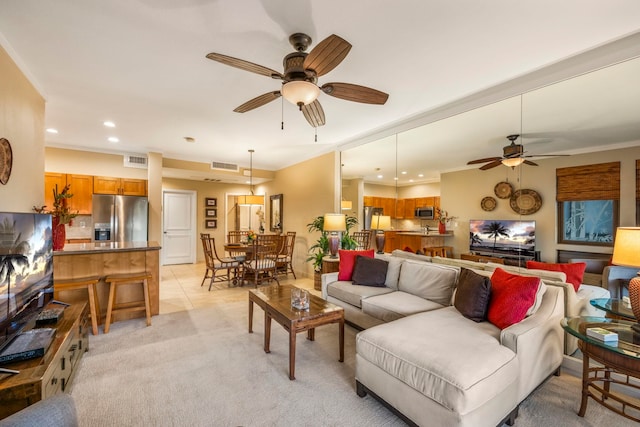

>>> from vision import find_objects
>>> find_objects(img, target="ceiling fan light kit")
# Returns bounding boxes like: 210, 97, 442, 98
501, 157, 525, 168
281, 81, 320, 109
206, 32, 388, 128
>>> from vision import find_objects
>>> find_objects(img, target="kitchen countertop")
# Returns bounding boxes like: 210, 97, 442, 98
53, 241, 161, 255
396, 232, 454, 237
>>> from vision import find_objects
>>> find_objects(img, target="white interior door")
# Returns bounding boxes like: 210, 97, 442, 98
162, 190, 196, 265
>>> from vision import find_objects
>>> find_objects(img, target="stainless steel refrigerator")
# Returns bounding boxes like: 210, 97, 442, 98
363, 206, 384, 230
92, 195, 149, 242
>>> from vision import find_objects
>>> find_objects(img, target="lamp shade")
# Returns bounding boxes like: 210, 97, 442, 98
612, 227, 640, 267
501, 157, 525, 167
323, 213, 346, 232
370, 215, 391, 230
237, 195, 265, 206
281, 81, 320, 106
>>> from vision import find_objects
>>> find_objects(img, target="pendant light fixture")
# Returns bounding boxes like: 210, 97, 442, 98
238, 149, 264, 206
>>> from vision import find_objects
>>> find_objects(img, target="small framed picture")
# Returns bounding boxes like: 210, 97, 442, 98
205, 197, 217, 207
205, 219, 217, 229
205, 208, 217, 218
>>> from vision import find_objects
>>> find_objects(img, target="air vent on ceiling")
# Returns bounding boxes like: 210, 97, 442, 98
211, 161, 239, 172
204, 178, 222, 182
123, 154, 148, 169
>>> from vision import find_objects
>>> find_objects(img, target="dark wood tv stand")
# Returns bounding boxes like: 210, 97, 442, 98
0, 302, 89, 419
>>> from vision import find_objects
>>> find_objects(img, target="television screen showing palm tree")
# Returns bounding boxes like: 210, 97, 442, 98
469, 219, 535, 258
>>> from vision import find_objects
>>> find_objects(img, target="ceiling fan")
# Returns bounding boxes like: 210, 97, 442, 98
206, 33, 389, 128
467, 134, 551, 170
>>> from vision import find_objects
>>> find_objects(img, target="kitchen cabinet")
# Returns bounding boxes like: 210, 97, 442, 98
94, 176, 147, 196
383, 231, 398, 253
403, 198, 416, 218
44, 173, 93, 215
395, 199, 405, 219
380, 197, 395, 217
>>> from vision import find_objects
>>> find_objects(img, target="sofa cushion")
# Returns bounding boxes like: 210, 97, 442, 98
488, 268, 541, 330
485, 262, 567, 283
338, 249, 375, 281
455, 268, 492, 322
352, 256, 388, 287
398, 261, 459, 306
390, 249, 433, 262
362, 291, 445, 322
356, 307, 518, 414
326, 280, 393, 308
432, 256, 487, 270
526, 260, 586, 292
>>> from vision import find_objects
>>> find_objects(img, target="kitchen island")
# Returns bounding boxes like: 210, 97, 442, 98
53, 241, 161, 323
386, 231, 453, 255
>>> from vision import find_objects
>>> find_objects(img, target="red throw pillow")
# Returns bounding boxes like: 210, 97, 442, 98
526, 260, 586, 292
338, 249, 375, 281
488, 268, 541, 330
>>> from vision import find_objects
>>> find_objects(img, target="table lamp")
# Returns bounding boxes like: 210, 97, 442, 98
611, 227, 640, 332
323, 213, 346, 258
371, 214, 391, 254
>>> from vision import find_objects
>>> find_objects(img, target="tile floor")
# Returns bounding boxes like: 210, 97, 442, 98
159, 262, 316, 314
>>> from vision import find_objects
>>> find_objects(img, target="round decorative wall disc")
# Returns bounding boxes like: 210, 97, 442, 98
481, 196, 497, 211
510, 189, 542, 215
0, 138, 12, 185
494, 181, 513, 199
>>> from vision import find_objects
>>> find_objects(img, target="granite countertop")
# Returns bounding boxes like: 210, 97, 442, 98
396, 232, 454, 237
53, 241, 162, 255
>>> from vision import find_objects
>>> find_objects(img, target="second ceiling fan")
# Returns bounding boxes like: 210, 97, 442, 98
206, 33, 389, 127
467, 134, 568, 170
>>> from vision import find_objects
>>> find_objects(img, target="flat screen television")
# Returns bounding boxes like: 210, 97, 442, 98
469, 219, 536, 259
0, 212, 53, 355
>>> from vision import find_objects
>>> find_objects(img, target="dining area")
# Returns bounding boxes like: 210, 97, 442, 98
200, 231, 296, 290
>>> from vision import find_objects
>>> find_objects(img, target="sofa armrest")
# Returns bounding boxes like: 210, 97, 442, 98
321, 272, 339, 299
0, 394, 78, 427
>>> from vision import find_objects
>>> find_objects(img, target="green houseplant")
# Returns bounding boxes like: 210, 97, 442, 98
306, 214, 359, 273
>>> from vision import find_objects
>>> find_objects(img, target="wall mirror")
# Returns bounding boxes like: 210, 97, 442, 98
270, 194, 283, 232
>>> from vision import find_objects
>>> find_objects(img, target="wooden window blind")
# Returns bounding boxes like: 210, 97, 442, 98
556, 162, 620, 201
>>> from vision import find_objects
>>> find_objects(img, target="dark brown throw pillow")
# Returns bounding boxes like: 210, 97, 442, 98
351, 255, 389, 287
454, 268, 492, 322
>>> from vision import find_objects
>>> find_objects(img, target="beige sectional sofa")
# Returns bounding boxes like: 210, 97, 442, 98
320, 250, 607, 427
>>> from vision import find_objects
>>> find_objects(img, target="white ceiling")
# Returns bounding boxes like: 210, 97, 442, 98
1, 1, 640, 181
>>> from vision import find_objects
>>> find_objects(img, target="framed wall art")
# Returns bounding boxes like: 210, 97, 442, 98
557, 200, 618, 246
270, 194, 283, 232
205, 219, 217, 229
205, 197, 217, 207
205, 208, 217, 218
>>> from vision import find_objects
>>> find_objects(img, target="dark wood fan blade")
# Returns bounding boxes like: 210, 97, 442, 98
480, 160, 503, 170
467, 157, 502, 165
303, 35, 352, 77
301, 100, 325, 127
206, 53, 283, 79
233, 91, 281, 113
523, 160, 538, 166
321, 83, 389, 104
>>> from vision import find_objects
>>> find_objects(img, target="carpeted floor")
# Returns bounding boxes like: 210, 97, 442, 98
70, 301, 637, 426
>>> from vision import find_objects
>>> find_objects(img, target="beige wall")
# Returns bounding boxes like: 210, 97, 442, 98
441, 145, 640, 262
45, 148, 148, 179
0, 45, 45, 211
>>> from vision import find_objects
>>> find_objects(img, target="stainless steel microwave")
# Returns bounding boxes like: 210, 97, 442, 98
415, 207, 435, 219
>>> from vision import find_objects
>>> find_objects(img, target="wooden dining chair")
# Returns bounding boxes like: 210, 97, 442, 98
276, 231, 296, 279
243, 234, 280, 287
200, 233, 242, 290
352, 230, 371, 250
227, 230, 249, 261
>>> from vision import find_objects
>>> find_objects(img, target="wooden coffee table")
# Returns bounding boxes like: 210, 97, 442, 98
248, 284, 344, 380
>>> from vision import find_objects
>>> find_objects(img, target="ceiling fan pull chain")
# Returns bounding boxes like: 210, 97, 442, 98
314, 127, 318, 142
281, 96, 284, 130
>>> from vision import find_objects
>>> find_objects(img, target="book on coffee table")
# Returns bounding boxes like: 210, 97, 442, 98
586, 327, 618, 343
0, 328, 56, 364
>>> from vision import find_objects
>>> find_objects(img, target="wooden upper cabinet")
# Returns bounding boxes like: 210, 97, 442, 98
395, 199, 405, 219
66, 174, 93, 214
404, 198, 416, 218
44, 173, 93, 214
94, 176, 147, 196
363, 196, 374, 207
433, 196, 441, 209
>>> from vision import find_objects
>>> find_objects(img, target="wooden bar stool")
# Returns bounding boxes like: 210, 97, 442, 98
54, 276, 101, 335
424, 247, 447, 257
103, 272, 152, 334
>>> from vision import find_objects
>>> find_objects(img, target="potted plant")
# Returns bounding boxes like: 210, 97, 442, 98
340, 215, 359, 250
33, 184, 78, 250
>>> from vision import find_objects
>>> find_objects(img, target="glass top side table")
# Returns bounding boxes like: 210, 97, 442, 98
590, 298, 635, 322
561, 316, 640, 421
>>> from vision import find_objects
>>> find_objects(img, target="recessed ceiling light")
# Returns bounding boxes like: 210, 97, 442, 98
46, 128, 58, 134
103, 121, 116, 128
108, 137, 119, 143
418, 173, 424, 178
377, 174, 383, 179
394, 177, 398, 180
401, 171, 407, 175
409, 179, 414, 183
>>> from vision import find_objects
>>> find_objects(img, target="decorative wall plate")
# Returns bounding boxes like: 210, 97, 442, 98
0, 138, 12, 185
481, 196, 497, 211
494, 181, 513, 199
510, 189, 542, 215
